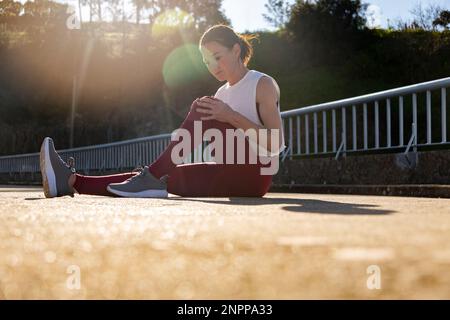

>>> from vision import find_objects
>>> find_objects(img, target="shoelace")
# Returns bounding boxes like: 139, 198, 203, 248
127, 165, 145, 182
55, 149, 76, 173
67, 157, 76, 173
129, 165, 168, 186
132, 165, 144, 173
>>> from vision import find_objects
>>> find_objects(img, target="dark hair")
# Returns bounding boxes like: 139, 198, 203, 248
199, 24, 259, 66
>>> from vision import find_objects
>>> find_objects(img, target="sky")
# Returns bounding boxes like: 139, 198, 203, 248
222, 0, 450, 32
19, 0, 450, 31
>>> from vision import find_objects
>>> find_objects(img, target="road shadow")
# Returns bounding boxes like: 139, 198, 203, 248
21, 193, 395, 215
169, 197, 395, 215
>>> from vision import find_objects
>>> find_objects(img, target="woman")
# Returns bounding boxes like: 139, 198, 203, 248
40, 24, 285, 198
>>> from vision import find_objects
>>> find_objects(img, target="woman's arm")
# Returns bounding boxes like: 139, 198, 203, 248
196, 76, 284, 155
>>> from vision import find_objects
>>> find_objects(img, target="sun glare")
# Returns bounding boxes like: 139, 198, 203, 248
152, 8, 195, 39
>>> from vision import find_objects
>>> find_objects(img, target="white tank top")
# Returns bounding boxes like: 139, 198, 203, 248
214, 70, 285, 156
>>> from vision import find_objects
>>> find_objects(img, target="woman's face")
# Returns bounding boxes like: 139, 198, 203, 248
200, 41, 240, 82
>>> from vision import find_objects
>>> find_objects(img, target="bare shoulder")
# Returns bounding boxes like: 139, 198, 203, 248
214, 82, 227, 98
256, 75, 280, 105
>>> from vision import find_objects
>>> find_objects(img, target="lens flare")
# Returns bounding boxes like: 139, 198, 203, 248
162, 44, 208, 88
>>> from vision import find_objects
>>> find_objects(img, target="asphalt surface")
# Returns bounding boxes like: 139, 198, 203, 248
1, 185, 450, 299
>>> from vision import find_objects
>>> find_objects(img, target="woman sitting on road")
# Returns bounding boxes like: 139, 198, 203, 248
40, 24, 285, 198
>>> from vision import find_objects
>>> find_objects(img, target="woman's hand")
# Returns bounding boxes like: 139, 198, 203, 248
195, 96, 235, 123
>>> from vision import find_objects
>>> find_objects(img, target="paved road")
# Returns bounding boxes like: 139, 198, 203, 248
1, 185, 449, 299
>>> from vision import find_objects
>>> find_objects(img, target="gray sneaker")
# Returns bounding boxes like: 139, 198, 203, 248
40, 137, 76, 198
107, 166, 168, 198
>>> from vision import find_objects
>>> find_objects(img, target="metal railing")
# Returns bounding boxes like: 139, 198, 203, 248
0, 134, 172, 174
0, 77, 449, 174
281, 77, 450, 159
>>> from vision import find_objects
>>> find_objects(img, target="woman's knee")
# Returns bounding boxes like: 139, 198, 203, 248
186, 103, 233, 132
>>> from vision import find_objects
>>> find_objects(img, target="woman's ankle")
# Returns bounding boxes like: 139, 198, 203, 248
68, 173, 77, 194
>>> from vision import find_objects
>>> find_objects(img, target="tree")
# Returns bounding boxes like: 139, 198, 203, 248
410, 2, 443, 31
144, 0, 229, 32
22, 0, 69, 30
433, 10, 450, 30
263, 0, 293, 29
0, 0, 22, 17
285, 0, 369, 65
104, 0, 122, 23
132, 0, 147, 24
80, 0, 103, 23
0, 0, 22, 28
78, 0, 83, 25
95, 0, 103, 21
286, 0, 368, 41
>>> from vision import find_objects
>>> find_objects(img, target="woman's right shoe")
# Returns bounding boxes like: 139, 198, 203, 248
107, 166, 168, 198
39, 137, 76, 198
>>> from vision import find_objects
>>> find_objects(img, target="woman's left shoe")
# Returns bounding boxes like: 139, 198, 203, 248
39, 137, 76, 198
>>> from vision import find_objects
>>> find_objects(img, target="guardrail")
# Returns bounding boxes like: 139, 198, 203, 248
0, 134, 172, 174
1, 77, 449, 174
281, 77, 450, 159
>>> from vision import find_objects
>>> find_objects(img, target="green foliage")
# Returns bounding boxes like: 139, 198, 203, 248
433, 10, 450, 29
285, 0, 369, 65
263, 0, 292, 29
0, 0, 22, 17
287, 0, 368, 38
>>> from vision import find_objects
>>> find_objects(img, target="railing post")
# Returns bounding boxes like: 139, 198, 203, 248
341, 107, 346, 152
399, 96, 404, 146
322, 111, 327, 153
352, 105, 357, 151
305, 114, 310, 155
426, 90, 432, 144
386, 98, 391, 148
363, 103, 368, 150
289, 117, 293, 159
296, 115, 301, 155
442, 88, 447, 143
413, 93, 418, 145
332, 109, 336, 152
375, 101, 379, 149
313, 112, 318, 154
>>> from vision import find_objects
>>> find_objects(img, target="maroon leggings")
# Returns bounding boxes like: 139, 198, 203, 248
73, 100, 273, 197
